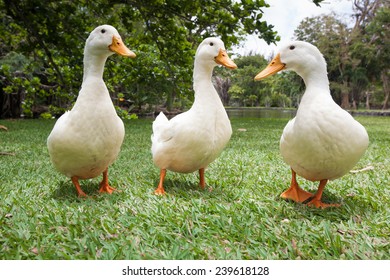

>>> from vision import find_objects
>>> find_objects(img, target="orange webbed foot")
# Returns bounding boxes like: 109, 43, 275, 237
78, 191, 88, 198
304, 179, 340, 208
71, 176, 87, 197
280, 169, 313, 203
280, 186, 313, 203
154, 186, 166, 196
98, 168, 118, 195
98, 183, 116, 194
154, 169, 166, 195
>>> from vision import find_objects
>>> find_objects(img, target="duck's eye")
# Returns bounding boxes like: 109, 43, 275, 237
289, 45, 295, 50
209, 42, 214, 46
101, 29, 106, 34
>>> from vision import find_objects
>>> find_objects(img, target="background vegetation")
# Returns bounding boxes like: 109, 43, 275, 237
0, 116, 389, 259
1, 0, 277, 118
1, 0, 388, 119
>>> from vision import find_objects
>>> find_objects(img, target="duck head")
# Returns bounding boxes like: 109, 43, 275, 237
85, 25, 136, 58
195, 37, 237, 70
254, 41, 327, 81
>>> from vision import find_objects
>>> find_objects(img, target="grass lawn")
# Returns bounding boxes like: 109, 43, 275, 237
0, 116, 389, 260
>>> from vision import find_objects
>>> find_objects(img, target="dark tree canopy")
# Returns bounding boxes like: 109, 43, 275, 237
1, 0, 281, 117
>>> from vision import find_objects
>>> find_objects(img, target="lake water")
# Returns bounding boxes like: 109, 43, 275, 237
226, 108, 296, 119
148, 107, 387, 120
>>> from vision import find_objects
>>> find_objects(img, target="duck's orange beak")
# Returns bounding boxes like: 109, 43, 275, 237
214, 49, 237, 70
109, 36, 136, 58
254, 53, 285, 80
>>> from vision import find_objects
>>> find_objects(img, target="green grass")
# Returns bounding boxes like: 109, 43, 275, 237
0, 116, 389, 260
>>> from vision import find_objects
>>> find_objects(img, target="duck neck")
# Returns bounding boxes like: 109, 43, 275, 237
193, 60, 218, 102
82, 51, 109, 82
299, 66, 330, 94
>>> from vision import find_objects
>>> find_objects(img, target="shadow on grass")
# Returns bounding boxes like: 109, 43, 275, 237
51, 179, 123, 202
149, 174, 230, 200
155, 178, 207, 196
274, 187, 375, 222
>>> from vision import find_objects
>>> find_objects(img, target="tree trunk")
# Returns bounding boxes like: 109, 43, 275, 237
340, 81, 350, 109
341, 93, 350, 109
365, 91, 371, 110
381, 70, 389, 110
166, 87, 174, 112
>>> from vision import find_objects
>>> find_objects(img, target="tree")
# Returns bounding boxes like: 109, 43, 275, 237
225, 54, 267, 107
213, 75, 232, 106
354, 3, 390, 109
0, 0, 280, 118
218, 54, 300, 108
349, 0, 388, 109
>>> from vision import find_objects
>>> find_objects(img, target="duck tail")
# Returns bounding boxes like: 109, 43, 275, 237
151, 112, 169, 141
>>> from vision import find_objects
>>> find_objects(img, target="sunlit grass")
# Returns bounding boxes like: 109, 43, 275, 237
0, 116, 389, 259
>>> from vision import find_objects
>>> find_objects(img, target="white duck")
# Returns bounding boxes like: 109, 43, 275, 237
151, 37, 237, 195
255, 41, 369, 208
47, 25, 136, 197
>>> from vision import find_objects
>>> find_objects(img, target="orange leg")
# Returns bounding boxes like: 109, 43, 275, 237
154, 169, 166, 195
71, 176, 87, 197
199, 168, 206, 189
280, 169, 313, 203
306, 179, 340, 208
98, 168, 116, 194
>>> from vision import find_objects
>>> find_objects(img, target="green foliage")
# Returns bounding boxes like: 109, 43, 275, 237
0, 0, 279, 118
223, 55, 299, 108
115, 106, 138, 120
313, 0, 324, 6
226, 55, 266, 107
39, 112, 53, 119
353, 5, 390, 109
